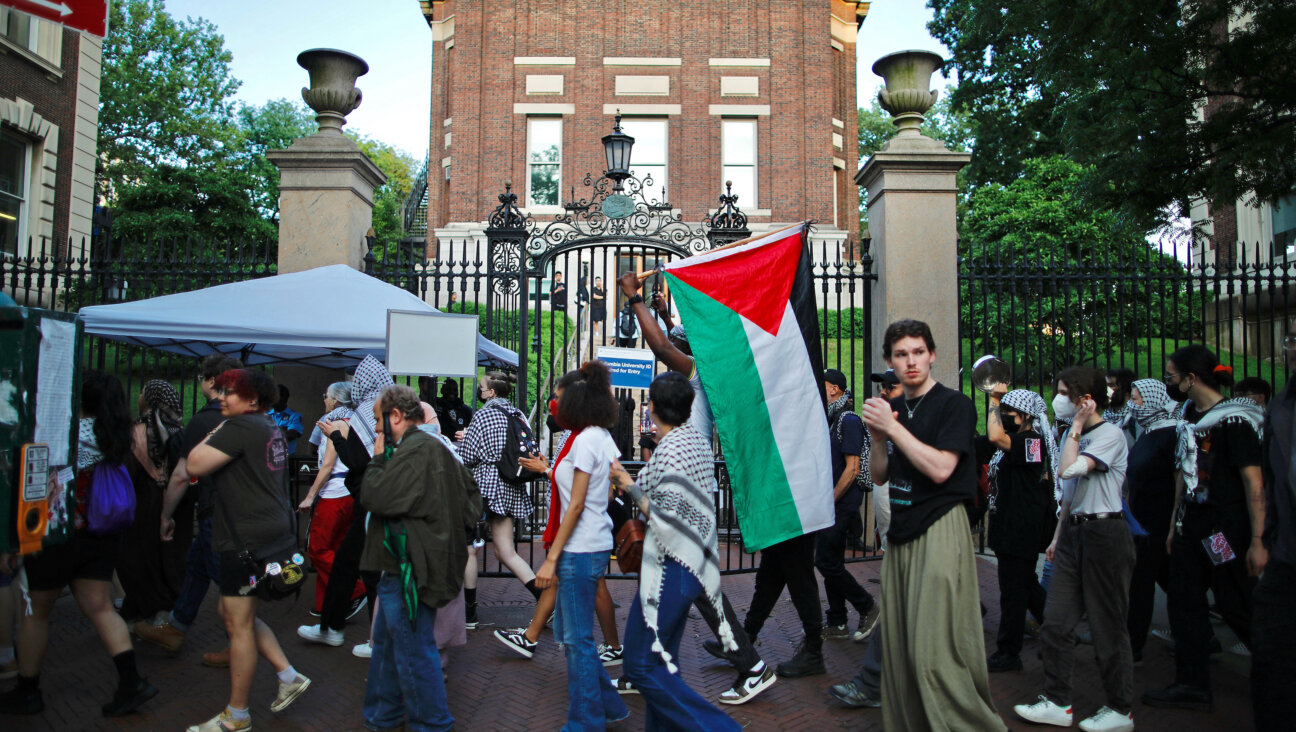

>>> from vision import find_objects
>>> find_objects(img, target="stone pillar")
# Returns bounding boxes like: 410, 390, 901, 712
266, 50, 387, 443
855, 51, 969, 387
268, 49, 387, 275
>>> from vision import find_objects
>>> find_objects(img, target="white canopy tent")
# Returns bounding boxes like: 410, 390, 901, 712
78, 264, 518, 370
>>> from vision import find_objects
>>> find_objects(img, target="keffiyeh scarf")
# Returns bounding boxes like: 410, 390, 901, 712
1177, 396, 1265, 501
350, 355, 394, 456
139, 380, 184, 480
989, 389, 1059, 482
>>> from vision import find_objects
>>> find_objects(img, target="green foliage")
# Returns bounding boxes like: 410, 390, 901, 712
110, 162, 275, 243
350, 134, 419, 246
858, 87, 973, 234
452, 301, 574, 413
958, 156, 1207, 378
233, 99, 316, 222
98, 0, 240, 203
928, 0, 1296, 229
817, 308, 866, 338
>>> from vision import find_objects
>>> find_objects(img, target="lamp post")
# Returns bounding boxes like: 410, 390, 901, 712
601, 114, 635, 192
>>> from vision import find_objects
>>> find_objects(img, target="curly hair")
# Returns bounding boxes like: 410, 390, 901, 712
556, 361, 619, 431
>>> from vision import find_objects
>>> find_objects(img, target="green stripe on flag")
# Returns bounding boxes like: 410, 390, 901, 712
665, 274, 803, 552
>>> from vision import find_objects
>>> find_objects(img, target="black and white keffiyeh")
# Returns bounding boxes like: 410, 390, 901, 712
1176, 396, 1264, 501
632, 423, 735, 673
989, 389, 1059, 482
350, 355, 394, 456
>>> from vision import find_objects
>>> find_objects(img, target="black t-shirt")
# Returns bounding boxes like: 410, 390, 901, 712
435, 397, 473, 436
205, 413, 293, 553
885, 383, 978, 544
831, 412, 865, 513
182, 399, 227, 518
988, 430, 1055, 557
1184, 402, 1262, 510
551, 281, 567, 310
1126, 425, 1179, 538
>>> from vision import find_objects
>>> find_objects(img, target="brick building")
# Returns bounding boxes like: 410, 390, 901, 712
416, 0, 867, 262
0, 7, 100, 267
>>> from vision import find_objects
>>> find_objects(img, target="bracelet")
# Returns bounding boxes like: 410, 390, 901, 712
626, 294, 644, 305
1068, 431, 1081, 440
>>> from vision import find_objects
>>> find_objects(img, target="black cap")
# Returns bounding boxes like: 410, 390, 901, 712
870, 369, 900, 385
823, 369, 848, 390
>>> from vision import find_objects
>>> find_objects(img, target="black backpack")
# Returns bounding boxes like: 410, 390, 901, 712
617, 304, 637, 339
491, 404, 544, 485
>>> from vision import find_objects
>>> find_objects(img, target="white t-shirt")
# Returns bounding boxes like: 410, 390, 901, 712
1062, 421, 1128, 516
317, 440, 350, 500
553, 427, 617, 553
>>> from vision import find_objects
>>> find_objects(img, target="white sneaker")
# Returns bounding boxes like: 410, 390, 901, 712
1014, 695, 1074, 727
718, 663, 777, 705
296, 624, 343, 647
1079, 706, 1133, 732
352, 641, 372, 658
1228, 641, 1251, 657
270, 673, 311, 712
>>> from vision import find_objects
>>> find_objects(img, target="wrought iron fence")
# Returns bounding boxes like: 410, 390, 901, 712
957, 238, 1295, 401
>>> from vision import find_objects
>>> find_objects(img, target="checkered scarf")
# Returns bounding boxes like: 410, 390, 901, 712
989, 389, 1058, 482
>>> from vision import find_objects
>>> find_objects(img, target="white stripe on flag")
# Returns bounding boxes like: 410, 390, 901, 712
743, 302, 835, 534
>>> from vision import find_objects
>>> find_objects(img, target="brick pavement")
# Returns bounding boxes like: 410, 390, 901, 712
1, 550, 1252, 731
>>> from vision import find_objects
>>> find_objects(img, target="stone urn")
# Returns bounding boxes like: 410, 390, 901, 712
872, 50, 944, 135
297, 48, 369, 135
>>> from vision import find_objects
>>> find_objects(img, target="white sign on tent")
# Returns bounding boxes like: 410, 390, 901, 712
386, 309, 479, 377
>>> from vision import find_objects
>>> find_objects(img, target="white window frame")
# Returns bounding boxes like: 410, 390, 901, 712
722, 119, 758, 210
526, 117, 563, 212
619, 117, 668, 206
0, 131, 31, 258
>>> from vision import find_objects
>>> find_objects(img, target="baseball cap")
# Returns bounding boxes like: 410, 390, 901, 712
823, 369, 848, 390
870, 369, 900, 385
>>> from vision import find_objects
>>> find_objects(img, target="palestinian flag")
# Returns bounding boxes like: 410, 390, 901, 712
662, 222, 833, 552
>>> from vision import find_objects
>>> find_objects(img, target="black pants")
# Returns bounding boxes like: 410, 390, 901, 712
814, 509, 875, 627
320, 508, 378, 631
1167, 505, 1254, 690
996, 552, 1045, 657
694, 591, 761, 672
1126, 533, 1170, 655
744, 532, 823, 651
1253, 559, 1296, 731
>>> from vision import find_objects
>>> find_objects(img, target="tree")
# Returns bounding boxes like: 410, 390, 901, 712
98, 0, 241, 202
350, 135, 419, 246
233, 99, 316, 223
858, 86, 973, 234
110, 163, 275, 245
928, 0, 1296, 231
959, 156, 1204, 377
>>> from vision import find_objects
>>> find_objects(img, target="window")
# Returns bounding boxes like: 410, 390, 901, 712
620, 118, 667, 205
0, 8, 62, 67
722, 119, 757, 209
1274, 192, 1296, 259
527, 118, 562, 208
0, 132, 29, 257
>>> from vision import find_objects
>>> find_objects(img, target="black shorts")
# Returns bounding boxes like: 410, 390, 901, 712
218, 550, 253, 597
24, 531, 121, 591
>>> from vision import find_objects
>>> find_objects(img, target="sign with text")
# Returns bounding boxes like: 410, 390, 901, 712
4, 0, 109, 38
597, 346, 655, 389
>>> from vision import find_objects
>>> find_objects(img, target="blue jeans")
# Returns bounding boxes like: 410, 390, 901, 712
363, 574, 452, 732
171, 516, 219, 629
624, 559, 741, 732
555, 550, 627, 731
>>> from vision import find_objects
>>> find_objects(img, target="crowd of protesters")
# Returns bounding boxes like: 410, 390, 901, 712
2, 305, 1294, 732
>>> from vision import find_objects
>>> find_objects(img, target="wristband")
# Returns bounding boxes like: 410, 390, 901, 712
626, 294, 644, 305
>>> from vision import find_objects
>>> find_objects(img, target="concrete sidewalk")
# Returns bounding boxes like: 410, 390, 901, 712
1, 550, 1252, 731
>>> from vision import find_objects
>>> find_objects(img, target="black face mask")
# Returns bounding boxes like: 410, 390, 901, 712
476, 390, 489, 405
1165, 378, 1189, 402
546, 414, 560, 432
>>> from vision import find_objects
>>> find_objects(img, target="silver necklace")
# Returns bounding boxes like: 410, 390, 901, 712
905, 390, 931, 419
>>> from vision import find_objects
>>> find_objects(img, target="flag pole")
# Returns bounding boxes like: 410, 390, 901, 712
702, 220, 808, 255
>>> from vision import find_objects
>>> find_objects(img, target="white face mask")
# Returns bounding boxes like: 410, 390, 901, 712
1052, 393, 1077, 422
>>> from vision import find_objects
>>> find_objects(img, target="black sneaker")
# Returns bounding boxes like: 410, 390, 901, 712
828, 680, 881, 709
718, 664, 776, 705
853, 603, 880, 642
0, 684, 44, 715
1142, 683, 1213, 712
775, 642, 825, 678
493, 628, 537, 659
101, 678, 159, 717
986, 652, 1023, 673
346, 596, 368, 621
703, 639, 737, 666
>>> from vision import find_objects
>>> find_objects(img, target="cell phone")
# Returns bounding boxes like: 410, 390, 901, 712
382, 414, 395, 459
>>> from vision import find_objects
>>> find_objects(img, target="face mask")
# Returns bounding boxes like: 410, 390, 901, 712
477, 390, 489, 405
1107, 386, 1116, 400
1052, 393, 1076, 422
1165, 378, 1189, 403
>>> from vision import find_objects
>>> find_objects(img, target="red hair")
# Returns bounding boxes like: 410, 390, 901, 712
214, 369, 277, 412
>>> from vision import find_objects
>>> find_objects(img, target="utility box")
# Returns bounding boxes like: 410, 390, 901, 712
0, 307, 82, 553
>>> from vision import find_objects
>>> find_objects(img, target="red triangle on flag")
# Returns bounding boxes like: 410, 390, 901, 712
668, 230, 802, 335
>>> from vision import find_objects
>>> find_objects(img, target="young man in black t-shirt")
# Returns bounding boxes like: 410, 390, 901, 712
860, 319, 1004, 731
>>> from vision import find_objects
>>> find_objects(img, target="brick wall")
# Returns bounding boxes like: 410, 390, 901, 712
0, 27, 81, 249
423, 0, 861, 251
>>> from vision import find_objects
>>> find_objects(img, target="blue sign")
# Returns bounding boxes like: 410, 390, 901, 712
597, 346, 655, 389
